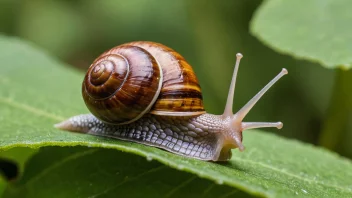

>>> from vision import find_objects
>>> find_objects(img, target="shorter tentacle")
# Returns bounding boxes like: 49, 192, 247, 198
242, 122, 283, 131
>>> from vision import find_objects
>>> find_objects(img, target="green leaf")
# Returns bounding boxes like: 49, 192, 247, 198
0, 148, 37, 176
251, 0, 352, 69
0, 176, 5, 197
3, 147, 249, 198
0, 35, 352, 197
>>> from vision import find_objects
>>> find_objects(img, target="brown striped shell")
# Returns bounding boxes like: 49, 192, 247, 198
82, 41, 205, 124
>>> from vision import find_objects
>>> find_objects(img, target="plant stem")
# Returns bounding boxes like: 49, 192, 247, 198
319, 69, 352, 150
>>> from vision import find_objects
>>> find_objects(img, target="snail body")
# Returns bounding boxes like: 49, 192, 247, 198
55, 41, 287, 161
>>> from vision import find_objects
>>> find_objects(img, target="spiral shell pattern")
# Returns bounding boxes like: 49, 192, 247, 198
83, 45, 162, 124
82, 41, 205, 124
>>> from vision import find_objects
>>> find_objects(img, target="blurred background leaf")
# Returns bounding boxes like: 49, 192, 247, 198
250, 0, 352, 157
0, 176, 5, 197
251, 0, 352, 69
0, 148, 37, 179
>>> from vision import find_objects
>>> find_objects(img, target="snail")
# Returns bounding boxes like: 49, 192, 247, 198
55, 41, 287, 161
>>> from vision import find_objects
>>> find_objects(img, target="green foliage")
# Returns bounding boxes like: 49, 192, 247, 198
251, 0, 352, 156
0, 176, 5, 197
319, 70, 352, 149
0, 35, 352, 197
0, 148, 37, 178
251, 0, 352, 69
4, 147, 247, 198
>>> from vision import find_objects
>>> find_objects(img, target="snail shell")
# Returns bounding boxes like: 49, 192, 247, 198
82, 41, 205, 124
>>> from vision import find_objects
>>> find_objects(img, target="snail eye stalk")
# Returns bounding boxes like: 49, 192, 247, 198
222, 53, 243, 118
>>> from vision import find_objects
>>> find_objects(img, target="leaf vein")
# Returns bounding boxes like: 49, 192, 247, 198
232, 156, 352, 193
165, 175, 197, 198
219, 189, 239, 198
88, 165, 166, 198
0, 96, 64, 121
25, 149, 98, 186
202, 183, 216, 196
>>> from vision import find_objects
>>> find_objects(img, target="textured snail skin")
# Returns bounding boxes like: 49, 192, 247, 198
55, 113, 240, 161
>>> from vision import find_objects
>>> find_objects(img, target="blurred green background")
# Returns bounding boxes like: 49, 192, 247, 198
0, 0, 350, 159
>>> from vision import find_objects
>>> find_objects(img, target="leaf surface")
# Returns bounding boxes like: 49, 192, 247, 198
0, 148, 37, 176
0, 176, 5, 197
0, 35, 351, 197
4, 147, 249, 198
251, 0, 352, 69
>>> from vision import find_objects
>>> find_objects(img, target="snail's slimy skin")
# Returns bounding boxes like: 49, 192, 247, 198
55, 113, 242, 161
